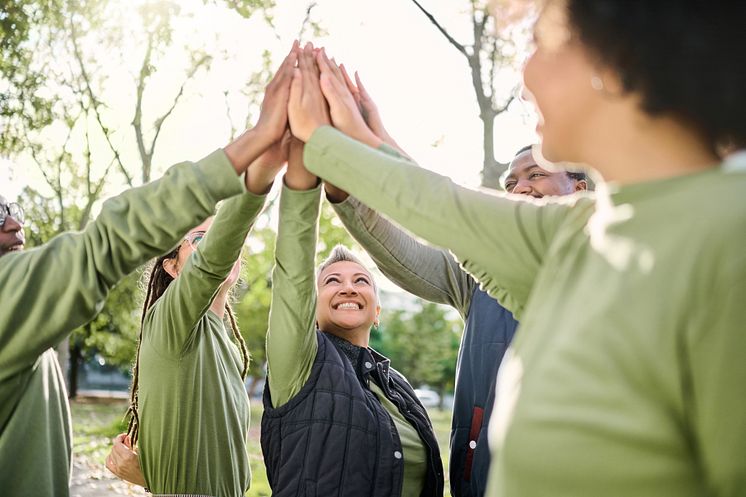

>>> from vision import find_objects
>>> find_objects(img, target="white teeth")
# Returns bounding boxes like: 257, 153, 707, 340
336, 302, 360, 310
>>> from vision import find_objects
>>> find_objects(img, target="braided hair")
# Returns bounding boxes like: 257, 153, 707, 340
125, 247, 250, 446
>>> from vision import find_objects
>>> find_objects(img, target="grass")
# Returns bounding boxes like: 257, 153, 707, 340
72, 398, 453, 496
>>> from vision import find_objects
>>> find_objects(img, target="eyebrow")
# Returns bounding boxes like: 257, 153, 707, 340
508, 165, 542, 179
323, 272, 371, 280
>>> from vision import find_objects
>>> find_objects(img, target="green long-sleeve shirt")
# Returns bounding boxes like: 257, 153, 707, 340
0, 149, 244, 497
303, 126, 746, 497
138, 190, 265, 497
265, 182, 427, 497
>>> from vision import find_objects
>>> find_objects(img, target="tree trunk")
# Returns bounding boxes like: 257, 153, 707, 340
479, 110, 508, 189
68, 341, 82, 399
437, 385, 447, 410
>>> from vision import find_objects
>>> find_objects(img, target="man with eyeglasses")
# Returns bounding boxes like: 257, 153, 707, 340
0, 195, 25, 256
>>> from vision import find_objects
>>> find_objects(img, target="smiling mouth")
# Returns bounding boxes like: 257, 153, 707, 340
6, 243, 24, 252
334, 302, 362, 310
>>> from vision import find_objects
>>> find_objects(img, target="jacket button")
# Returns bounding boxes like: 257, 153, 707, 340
364, 361, 373, 369
394, 451, 402, 459
469, 440, 477, 449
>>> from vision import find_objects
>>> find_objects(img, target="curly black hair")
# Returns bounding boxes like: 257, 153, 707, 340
565, 0, 746, 152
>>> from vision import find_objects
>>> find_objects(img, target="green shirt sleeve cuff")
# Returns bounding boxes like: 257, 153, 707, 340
378, 142, 404, 159
279, 182, 323, 217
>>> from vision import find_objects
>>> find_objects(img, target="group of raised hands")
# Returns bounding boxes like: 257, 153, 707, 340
223, 40, 408, 198
104, 43, 405, 483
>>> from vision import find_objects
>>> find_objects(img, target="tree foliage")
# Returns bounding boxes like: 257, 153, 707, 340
372, 301, 462, 404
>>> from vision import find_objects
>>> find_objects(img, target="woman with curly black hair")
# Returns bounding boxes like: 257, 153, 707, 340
282, 1, 746, 495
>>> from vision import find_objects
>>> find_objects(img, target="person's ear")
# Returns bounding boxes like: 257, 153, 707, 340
575, 179, 588, 192
162, 257, 179, 279
374, 305, 381, 328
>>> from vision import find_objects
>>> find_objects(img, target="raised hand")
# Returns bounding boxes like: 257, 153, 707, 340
254, 41, 300, 143
287, 42, 331, 142
315, 49, 381, 149
245, 130, 292, 194
342, 66, 410, 158
224, 42, 298, 173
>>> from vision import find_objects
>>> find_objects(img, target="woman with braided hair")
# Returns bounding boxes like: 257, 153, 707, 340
108, 132, 291, 497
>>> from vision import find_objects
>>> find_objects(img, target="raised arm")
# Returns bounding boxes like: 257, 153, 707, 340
324, 67, 474, 315
145, 190, 268, 354
266, 134, 324, 407
146, 136, 288, 355
0, 44, 298, 379
288, 46, 588, 318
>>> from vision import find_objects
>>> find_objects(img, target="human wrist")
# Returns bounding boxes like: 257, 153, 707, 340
245, 167, 277, 195
224, 128, 274, 174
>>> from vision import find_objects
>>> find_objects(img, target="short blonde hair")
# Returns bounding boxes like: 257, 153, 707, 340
317, 245, 378, 294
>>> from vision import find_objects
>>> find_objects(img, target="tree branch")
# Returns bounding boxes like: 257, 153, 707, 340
133, 32, 155, 183
409, 0, 468, 57
69, 9, 133, 187
298, 1, 318, 39
148, 53, 212, 162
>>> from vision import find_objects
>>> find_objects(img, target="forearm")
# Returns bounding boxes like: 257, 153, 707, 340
0, 150, 244, 377
266, 184, 322, 407
149, 190, 267, 352
332, 196, 473, 315
304, 126, 574, 317
223, 127, 274, 176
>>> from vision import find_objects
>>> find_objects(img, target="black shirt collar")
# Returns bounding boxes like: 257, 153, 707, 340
322, 331, 391, 380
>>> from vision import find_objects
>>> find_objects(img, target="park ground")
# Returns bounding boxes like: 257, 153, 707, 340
70, 398, 453, 497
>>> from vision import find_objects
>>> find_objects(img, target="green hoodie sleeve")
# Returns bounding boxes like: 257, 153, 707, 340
145, 190, 267, 355
0, 149, 244, 380
265, 183, 322, 408
304, 126, 587, 318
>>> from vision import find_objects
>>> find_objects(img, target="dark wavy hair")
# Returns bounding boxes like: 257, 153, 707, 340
565, 0, 746, 152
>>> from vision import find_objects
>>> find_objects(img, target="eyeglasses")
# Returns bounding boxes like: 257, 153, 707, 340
0, 202, 24, 227
184, 231, 206, 248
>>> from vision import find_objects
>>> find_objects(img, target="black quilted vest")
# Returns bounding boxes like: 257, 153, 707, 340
261, 331, 444, 497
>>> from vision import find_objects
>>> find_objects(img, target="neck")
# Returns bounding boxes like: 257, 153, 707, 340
582, 113, 719, 184
324, 327, 370, 348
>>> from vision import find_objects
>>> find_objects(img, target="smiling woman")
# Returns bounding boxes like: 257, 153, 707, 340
260, 132, 443, 497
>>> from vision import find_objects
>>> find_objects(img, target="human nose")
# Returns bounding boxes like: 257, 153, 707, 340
338, 280, 358, 295
512, 180, 533, 196
1, 216, 22, 232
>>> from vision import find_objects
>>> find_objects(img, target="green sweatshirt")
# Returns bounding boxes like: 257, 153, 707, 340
137, 190, 265, 497
0, 149, 244, 497
303, 126, 746, 497
265, 183, 427, 497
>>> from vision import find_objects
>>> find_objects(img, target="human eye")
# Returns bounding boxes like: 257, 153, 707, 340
355, 276, 370, 285
529, 172, 546, 180
504, 182, 516, 192
325, 276, 340, 284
